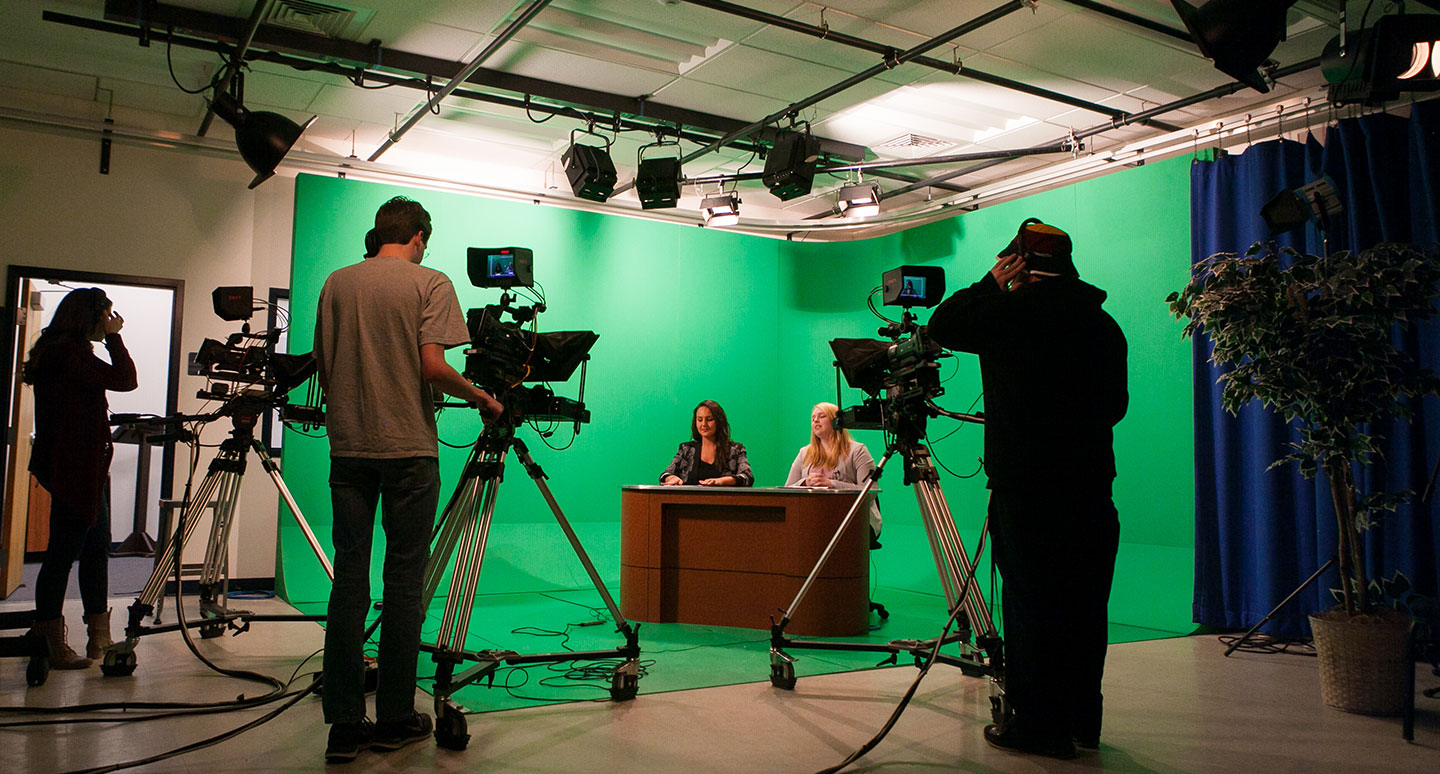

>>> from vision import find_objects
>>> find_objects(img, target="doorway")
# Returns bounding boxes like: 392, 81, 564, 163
0, 267, 183, 598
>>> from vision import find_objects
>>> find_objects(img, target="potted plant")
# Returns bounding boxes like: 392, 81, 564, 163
1168, 241, 1440, 715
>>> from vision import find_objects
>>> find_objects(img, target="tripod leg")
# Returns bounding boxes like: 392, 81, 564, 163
251, 441, 334, 581
101, 465, 230, 677
435, 476, 500, 653
913, 480, 962, 613
422, 443, 494, 606
780, 449, 893, 627
914, 478, 996, 641
512, 440, 642, 700
764, 449, 893, 690
196, 470, 244, 637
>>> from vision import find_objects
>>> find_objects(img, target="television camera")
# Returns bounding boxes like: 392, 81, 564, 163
102, 286, 333, 675
767, 264, 1002, 729
189, 286, 322, 426
463, 247, 597, 431
831, 264, 980, 448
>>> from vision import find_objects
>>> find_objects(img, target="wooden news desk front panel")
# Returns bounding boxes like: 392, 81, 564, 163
619, 486, 872, 637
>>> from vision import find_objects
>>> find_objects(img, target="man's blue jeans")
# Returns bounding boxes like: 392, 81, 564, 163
322, 456, 438, 725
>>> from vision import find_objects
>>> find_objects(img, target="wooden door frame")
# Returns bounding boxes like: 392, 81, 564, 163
0, 266, 184, 597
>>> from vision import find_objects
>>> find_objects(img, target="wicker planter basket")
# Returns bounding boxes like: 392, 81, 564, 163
1309, 611, 1411, 716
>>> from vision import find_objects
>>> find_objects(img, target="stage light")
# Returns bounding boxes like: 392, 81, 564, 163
700, 193, 740, 227
763, 129, 821, 201
562, 132, 617, 202
636, 139, 683, 210
1323, 14, 1440, 106
837, 183, 881, 218
1170, 0, 1299, 93
208, 91, 315, 189
1260, 176, 1343, 234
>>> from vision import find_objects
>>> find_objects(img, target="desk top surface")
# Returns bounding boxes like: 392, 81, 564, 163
620, 485, 875, 496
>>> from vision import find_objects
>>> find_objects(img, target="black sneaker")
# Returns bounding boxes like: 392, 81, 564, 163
325, 718, 374, 764
373, 712, 433, 751
1073, 735, 1100, 751
984, 722, 1077, 760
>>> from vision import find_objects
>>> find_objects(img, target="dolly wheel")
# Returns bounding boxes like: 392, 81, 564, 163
434, 705, 470, 751
100, 649, 137, 677
770, 659, 796, 690
609, 670, 638, 701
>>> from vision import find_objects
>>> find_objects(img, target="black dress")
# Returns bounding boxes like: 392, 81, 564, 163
686, 457, 722, 485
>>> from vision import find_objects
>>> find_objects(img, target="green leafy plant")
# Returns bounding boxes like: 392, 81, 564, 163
1168, 242, 1440, 616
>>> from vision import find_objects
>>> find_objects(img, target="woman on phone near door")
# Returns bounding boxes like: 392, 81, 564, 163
24, 287, 136, 669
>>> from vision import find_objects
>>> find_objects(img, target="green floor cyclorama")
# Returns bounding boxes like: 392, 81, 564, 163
285, 522, 1191, 715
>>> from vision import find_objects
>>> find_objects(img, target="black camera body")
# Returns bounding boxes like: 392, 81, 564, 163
832, 268, 957, 443
461, 251, 596, 429
190, 286, 319, 422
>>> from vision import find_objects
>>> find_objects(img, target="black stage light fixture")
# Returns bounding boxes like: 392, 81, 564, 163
1323, 14, 1440, 106
208, 91, 316, 189
700, 193, 740, 227
837, 183, 881, 218
1170, 0, 1300, 93
763, 129, 821, 201
562, 129, 617, 202
1261, 176, 1343, 234
636, 137, 683, 210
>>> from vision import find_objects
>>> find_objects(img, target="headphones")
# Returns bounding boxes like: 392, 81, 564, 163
1012, 217, 1046, 260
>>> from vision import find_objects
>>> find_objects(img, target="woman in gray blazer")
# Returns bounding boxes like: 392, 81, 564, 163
785, 402, 882, 537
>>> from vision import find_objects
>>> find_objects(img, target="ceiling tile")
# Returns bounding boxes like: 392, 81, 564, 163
647, 78, 790, 125
482, 40, 677, 96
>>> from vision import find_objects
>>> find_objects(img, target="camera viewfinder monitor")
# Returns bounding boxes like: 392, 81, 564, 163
212, 286, 255, 321
882, 265, 945, 308
467, 246, 535, 288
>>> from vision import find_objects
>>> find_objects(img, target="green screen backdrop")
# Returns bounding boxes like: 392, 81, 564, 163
278, 157, 1194, 635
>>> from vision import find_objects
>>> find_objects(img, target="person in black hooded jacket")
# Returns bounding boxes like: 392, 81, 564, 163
927, 219, 1127, 760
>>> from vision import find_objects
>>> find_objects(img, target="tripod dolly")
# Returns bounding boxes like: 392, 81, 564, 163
419, 419, 640, 750
768, 409, 1006, 723
102, 399, 334, 676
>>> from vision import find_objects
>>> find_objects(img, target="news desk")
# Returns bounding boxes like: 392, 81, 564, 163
619, 486, 873, 637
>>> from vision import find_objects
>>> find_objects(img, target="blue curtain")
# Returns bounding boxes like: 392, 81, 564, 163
1190, 102, 1440, 638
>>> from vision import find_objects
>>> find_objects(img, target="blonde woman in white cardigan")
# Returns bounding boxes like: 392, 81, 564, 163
785, 402, 882, 539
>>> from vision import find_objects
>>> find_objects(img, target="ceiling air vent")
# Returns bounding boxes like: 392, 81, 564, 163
263, 0, 360, 38
874, 133, 954, 159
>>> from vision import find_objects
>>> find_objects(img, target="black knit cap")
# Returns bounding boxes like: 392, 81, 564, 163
1000, 218, 1077, 277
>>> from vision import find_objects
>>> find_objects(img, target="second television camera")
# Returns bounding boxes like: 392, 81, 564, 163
831, 265, 971, 440
189, 286, 321, 424
463, 248, 597, 429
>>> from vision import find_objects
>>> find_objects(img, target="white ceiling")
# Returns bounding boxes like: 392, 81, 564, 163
0, 1, 1419, 236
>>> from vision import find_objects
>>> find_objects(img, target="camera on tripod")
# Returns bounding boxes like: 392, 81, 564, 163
830, 265, 965, 438
463, 248, 597, 429
189, 286, 321, 425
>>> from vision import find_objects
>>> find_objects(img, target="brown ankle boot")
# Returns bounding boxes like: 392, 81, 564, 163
84, 609, 113, 661
32, 617, 92, 669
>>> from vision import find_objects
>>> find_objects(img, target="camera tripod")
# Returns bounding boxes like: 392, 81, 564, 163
768, 422, 1005, 722
420, 420, 641, 750
102, 405, 334, 676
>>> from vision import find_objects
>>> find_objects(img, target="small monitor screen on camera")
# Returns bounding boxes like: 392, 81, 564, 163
468, 247, 534, 288
883, 265, 944, 308
488, 254, 516, 279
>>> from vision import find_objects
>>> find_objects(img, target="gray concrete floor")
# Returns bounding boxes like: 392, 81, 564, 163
1, 597, 1436, 774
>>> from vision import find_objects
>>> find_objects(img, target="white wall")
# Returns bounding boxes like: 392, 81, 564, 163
0, 124, 299, 580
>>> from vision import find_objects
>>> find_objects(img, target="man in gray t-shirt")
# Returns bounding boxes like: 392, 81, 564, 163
314, 196, 502, 763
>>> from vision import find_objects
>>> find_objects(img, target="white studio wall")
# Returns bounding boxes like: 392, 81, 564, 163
0, 125, 299, 581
